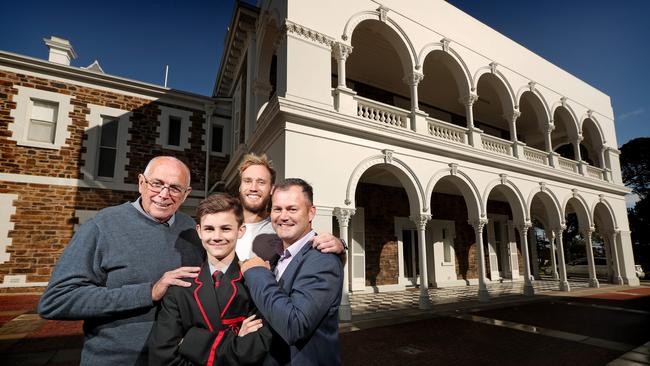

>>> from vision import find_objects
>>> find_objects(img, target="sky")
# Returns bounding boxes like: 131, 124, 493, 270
2, 0, 648, 146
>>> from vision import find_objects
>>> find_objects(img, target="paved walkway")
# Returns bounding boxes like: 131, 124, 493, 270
0, 278, 637, 365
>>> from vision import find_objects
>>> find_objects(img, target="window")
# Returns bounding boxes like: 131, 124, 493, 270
205, 117, 230, 157
211, 124, 224, 153
28, 100, 58, 143
97, 117, 118, 178
157, 106, 191, 151
167, 116, 181, 146
9, 86, 73, 149
83, 104, 131, 184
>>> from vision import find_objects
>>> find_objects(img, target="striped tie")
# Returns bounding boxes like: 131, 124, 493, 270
212, 270, 223, 287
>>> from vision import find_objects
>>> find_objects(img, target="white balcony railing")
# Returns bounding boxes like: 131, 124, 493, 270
427, 117, 467, 144
586, 165, 604, 180
523, 146, 548, 165
481, 134, 512, 156
355, 96, 408, 128
558, 156, 579, 173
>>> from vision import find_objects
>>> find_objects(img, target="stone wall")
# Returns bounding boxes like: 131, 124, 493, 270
0, 70, 228, 292
356, 182, 520, 286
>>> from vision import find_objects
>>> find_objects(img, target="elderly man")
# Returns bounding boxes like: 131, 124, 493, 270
242, 178, 343, 365
38, 156, 204, 365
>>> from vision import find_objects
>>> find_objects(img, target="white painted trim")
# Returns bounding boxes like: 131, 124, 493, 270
8, 86, 73, 150
82, 104, 132, 183
0, 194, 17, 263
0, 275, 48, 288
157, 106, 192, 151
1, 51, 214, 109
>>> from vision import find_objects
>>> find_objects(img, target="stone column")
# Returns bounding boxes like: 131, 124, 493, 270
575, 134, 586, 175
331, 42, 357, 115
546, 230, 559, 280
528, 228, 540, 279
332, 42, 353, 89
403, 72, 427, 134
553, 226, 571, 291
334, 207, 355, 321
470, 218, 490, 302
460, 93, 482, 147
545, 122, 559, 167
609, 230, 624, 285
411, 214, 432, 309
582, 226, 600, 288
518, 223, 535, 296
505, 110, 524, 158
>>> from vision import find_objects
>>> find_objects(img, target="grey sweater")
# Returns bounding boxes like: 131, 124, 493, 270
38, 202, 204, 365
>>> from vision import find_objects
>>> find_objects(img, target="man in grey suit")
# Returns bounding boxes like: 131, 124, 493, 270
241, 178, 343, 365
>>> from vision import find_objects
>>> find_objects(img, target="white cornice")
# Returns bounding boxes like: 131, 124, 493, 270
0, 51, 214, 108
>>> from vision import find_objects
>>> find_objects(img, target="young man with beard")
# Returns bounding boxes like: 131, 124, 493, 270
235, 153, 345, 262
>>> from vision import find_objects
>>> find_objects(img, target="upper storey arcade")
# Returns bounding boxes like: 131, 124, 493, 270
218, 0, 623, 189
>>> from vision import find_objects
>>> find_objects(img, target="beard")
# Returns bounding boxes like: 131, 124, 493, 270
240, 192, 270, 214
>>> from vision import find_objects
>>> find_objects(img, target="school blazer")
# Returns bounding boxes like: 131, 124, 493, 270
148, 259, 272, 366
244, 241, 344, 366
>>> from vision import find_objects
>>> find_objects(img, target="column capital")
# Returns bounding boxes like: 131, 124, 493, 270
517, 222, 532, 234
580, 226, 595, 236
469, 218, 489, 232
410, 214, 431, 230
331, 42, 353, 61
546, 122, 555, 134
503, 109, 521, 123
333, 207, 356, 227
403, 71, 424, 86
459, 92, 479, 107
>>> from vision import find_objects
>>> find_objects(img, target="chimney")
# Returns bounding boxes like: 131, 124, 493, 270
43, 36, 77, 66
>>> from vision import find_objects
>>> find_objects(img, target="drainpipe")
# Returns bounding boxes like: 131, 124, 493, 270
204, 103, 215, 198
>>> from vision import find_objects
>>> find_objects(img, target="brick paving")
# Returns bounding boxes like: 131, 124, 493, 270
0, 279, 635, 365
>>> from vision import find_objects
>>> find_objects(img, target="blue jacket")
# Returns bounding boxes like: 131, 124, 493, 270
244, 241, 343, 366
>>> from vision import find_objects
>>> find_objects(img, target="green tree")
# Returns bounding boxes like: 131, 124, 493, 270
620, 137, 650, 268
620, 137, 650, 198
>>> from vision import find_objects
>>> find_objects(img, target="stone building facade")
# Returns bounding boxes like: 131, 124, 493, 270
214, 0, 639, 320
0, 38, 231, 292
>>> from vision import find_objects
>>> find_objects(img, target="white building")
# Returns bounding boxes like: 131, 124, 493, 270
215, 0, 638, 319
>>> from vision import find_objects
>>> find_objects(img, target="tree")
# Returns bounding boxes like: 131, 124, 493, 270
620, 137, 650, 199
620, 137, 650, 268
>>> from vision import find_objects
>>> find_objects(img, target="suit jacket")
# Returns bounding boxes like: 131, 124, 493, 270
148, 259, 272, 366
244, 240, 343, 366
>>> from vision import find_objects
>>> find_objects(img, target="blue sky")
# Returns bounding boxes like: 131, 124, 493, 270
2, 0, 648, 146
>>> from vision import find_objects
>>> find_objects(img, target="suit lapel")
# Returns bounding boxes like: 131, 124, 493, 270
193, 262, 222, 331
279, 240, 313, 292
216, 258, 244, 320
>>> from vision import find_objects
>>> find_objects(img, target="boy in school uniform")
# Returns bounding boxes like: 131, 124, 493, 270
149, 194, 272, 365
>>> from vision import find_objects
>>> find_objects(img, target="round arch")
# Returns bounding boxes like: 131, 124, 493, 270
527, 186, 563, 229
550, 102, 580, 137
592, 197, 618, 231
345, 153, 424, 214
562, 191, 593, 229
342, 10, 416, 75
472, 67, 516, 112
417, 43, 472, 94
482, 177, 527, 223
424, 166, 482, 220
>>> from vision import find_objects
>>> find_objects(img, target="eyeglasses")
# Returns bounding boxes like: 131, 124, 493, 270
140, 175, 188, 197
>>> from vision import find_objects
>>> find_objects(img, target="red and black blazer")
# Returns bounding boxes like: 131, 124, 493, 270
148, 259, 271, 365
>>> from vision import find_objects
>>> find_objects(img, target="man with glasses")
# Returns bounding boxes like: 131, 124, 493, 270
39, 156, 204, 365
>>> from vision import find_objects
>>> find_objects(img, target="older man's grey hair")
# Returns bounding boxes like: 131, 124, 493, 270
143, 156, 191, 186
